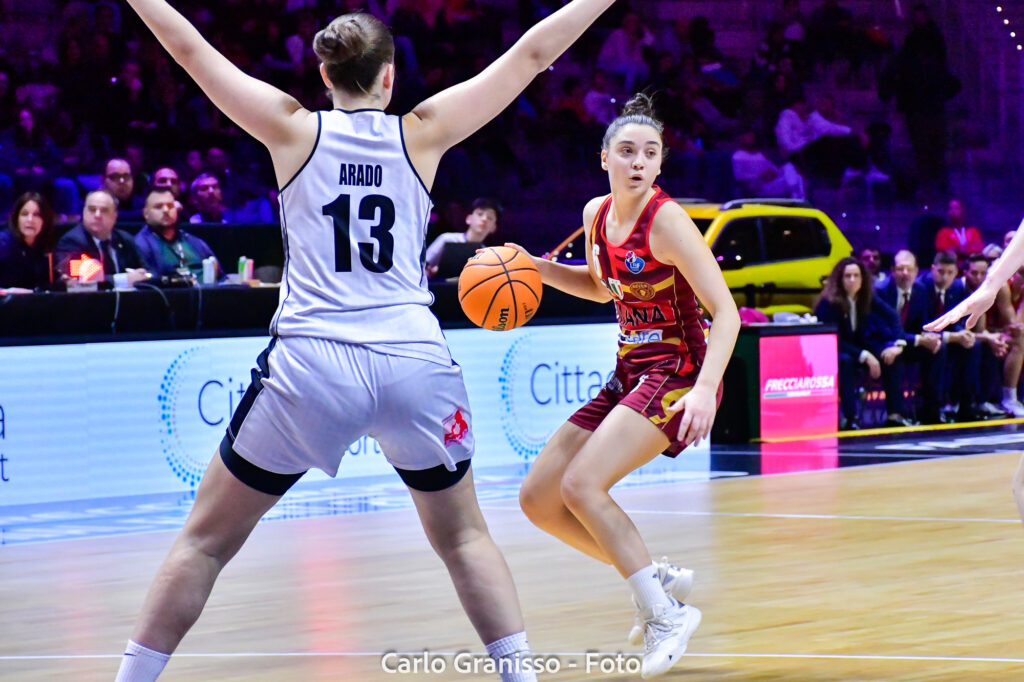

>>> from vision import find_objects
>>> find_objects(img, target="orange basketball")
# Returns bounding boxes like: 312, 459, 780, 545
458, 246, 542, 331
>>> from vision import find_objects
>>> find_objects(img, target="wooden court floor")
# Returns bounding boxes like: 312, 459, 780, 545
2, 451, 1023, 681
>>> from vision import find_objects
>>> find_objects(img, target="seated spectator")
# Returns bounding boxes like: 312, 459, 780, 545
983, 243, 1003, 261
151, 166, 182, 200
188, 173, 234, 224
596, 12, 655, 92
876, 249, 952, 423
582, 70, 619, 127
960, 253, 1012, 419
987, 262, 1024, 417
731, 130, 806, 199
815, 256, 911, 429
654, 17, 691, 63
805, 0, 876, 76
858, 245, 888, 287
102, 157, 145, 220
55, 189, 150, 287
775, 95, 887, 185
919, 250, 978, 422
682, 86, 741, 142
0, 107, 79, 216
778, 0, 807, 45
934, 198, 984, 271
0, 192, 57, 291
135, 188, 221, 281
425, 198, 501, 278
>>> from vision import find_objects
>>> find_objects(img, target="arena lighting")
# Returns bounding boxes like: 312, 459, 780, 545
1012, 32, 1017, 37
1005, 19, 1010, 25
997, 6, 1003, 13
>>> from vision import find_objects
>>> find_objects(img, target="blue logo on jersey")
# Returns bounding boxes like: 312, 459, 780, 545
625, 251, 645, 274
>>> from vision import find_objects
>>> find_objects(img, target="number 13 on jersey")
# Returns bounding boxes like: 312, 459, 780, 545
322, 193, 397, 273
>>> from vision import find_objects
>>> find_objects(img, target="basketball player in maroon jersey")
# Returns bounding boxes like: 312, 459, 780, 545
510, 94, 740, 678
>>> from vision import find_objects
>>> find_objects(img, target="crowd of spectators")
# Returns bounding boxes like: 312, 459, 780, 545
824, 198, 1024, 430
0, 0, 959, 234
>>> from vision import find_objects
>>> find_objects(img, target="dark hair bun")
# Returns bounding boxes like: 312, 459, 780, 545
314, 17, 366, 66
621, 92, 656, 119
313, 13, 395, 95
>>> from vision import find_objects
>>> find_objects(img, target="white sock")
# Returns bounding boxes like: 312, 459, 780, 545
114, 640, 170, 682
627, 563, 672, 612
485, 631, 537, 682
1004, 387, 1018, 403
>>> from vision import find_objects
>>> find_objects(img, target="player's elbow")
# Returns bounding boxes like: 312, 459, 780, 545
590, 286, 613, 303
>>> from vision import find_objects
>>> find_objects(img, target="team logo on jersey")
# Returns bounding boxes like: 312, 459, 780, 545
592, 243, 603, 280
630, 281, 655, 300
625, 251, 646, 274
619, 329, 663, 345
443, 409, 470, 447
606, 277, 624, 300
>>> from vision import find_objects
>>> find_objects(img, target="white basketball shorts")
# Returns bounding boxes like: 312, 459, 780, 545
219, 336, 475, 494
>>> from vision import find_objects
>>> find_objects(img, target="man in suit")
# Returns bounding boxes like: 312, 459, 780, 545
876, 249, 945, 422
919, 250, 978, 420
960, 254, 1011, 418
55, 189, 150, 287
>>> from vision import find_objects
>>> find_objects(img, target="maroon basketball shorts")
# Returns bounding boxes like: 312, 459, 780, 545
567, 358, 720, 456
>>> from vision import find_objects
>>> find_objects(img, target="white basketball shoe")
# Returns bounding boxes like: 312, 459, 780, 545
640, 600, 702, 678
627, 557, 694, 645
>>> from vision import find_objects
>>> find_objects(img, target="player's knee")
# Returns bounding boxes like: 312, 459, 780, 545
519, 480, 555, 524
559, 470, 595, 514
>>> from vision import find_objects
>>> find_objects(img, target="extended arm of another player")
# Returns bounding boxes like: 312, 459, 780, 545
409, 0, 616, 151
926, 215, 1024, 331
125, 0, 311, 154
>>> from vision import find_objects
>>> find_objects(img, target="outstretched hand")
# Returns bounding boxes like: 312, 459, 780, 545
923, 283, 998, 332
666, 383, 717, 447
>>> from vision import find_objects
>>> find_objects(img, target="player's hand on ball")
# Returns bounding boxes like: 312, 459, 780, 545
667, 383, 716, 447
502, 242, 538, 266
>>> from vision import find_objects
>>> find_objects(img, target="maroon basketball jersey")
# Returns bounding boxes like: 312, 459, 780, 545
589, 186, 708, 377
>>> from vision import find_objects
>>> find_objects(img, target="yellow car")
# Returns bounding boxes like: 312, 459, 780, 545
546, 197, 853, 315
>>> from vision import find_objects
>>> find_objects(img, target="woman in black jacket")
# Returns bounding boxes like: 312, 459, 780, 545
815, 256, 913, 429
0, 192, 56, 291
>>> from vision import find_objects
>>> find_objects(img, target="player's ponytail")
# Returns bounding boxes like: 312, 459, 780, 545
314, 13, 395, 96
601, 92, 666, 155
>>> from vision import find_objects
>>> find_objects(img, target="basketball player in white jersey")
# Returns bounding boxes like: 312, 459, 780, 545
116, 2, 619, 681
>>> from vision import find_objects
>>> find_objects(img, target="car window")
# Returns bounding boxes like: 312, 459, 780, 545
762, 216, 830, 261
713, 217, 763, 267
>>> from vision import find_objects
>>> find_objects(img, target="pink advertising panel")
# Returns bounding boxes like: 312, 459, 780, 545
758, 334, 838, 441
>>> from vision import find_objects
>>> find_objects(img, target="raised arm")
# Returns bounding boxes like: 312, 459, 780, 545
125, 0, 318, 186
404, 0, 615, 157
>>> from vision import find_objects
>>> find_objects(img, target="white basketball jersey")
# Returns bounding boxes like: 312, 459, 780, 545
271, 109, 450, 365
